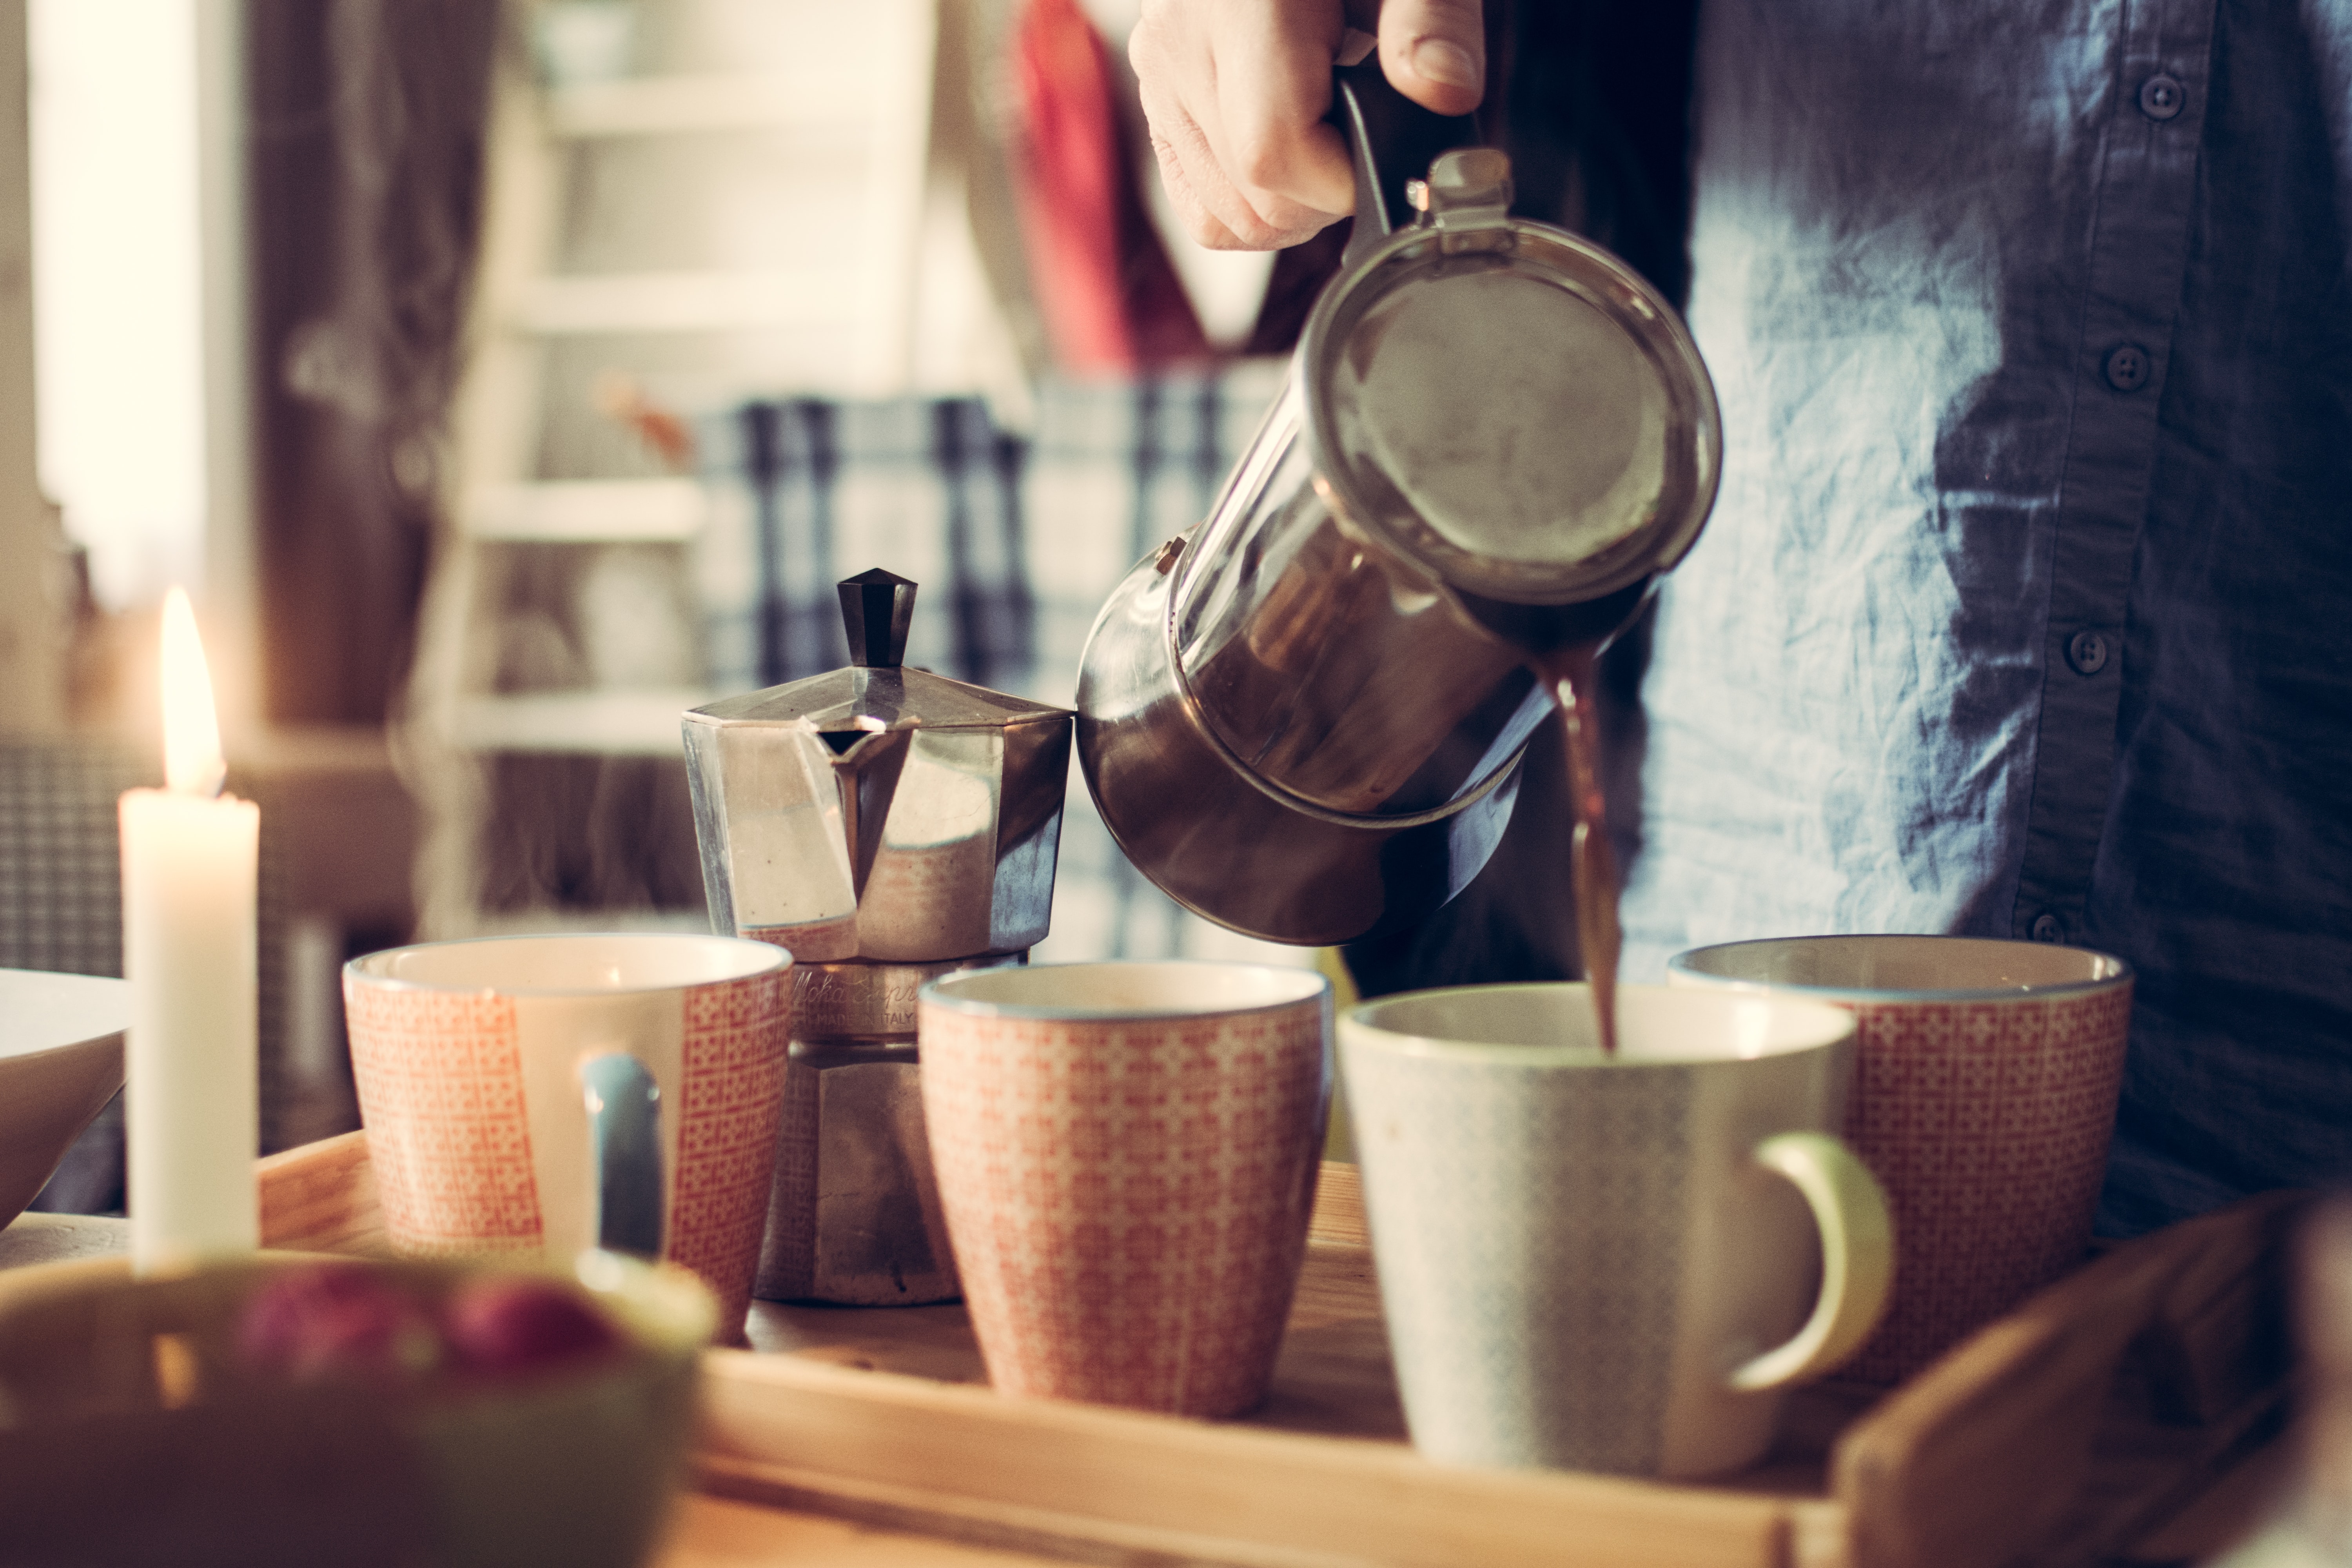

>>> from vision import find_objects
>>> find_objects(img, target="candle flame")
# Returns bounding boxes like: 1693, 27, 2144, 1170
160, 587, 226, 797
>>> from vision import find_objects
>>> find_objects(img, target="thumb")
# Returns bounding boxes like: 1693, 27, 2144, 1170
1376, 0, 1485, 116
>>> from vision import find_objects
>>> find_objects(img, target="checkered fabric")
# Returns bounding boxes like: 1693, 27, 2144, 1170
696, 364, 1294, 962
0, 739, 301, 1212
0, 740, 146, 1214
0, 739, 153, 979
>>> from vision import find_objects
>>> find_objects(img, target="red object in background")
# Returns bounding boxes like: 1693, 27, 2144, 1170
238, 1263, 624, 1385
1013, 0, 1213, 372
443, 1276, 622, 1376
238, 1264, 442, 1383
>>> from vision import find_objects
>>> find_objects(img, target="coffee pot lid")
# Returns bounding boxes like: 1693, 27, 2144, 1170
687, 568, 1070, 732
1301, 92, 1723, 608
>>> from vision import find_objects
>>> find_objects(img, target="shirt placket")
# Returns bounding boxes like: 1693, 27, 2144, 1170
2011, 0, 2217, 947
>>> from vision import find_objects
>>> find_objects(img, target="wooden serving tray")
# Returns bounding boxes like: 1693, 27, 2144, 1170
256, 1134, 2306, 1568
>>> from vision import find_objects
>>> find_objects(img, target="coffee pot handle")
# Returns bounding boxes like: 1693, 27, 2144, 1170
1726, 1132, 1895, 1391
582, 1051, 666, 1260
1328, 58, 1481, 273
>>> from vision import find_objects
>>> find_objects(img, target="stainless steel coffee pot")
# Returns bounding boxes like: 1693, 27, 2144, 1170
1076, 65, 1721, 946
684, 569, 1073, 1304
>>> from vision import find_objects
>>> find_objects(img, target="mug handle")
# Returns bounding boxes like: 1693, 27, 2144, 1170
1725, 1132, 1895, 1392
581, 1052, 666, 1260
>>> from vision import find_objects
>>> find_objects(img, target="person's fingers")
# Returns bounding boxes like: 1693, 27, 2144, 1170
1375, 0, 1485, 116
1212, 3, 1354, 219
1129, 8, 1268, 246
1145, 121, 1250, 249
1130, 0, 1352, 250
1138, 76, 1335, 249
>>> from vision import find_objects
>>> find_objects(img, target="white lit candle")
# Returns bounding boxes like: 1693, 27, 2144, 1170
122, 587, 258, 1272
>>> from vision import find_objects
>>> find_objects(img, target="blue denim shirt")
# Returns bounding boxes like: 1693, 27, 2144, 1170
1616, 0, 2352, 1234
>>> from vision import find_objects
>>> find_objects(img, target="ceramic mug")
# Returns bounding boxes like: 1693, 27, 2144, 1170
1668, 935, 2134, 1382
344, 933, 793, 1336
1341, 984, 1892, 1479
917, 961, 1331, 1417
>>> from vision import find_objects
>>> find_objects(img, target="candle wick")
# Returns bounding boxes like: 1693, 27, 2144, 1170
173, 760, 228, 801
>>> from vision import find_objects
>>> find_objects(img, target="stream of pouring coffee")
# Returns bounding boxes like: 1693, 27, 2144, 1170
1532, 647, 1622, 1056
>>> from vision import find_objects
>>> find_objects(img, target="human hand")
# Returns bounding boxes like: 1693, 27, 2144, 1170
1129, 0, 1485, 250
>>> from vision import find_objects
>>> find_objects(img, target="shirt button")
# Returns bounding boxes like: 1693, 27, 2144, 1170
2066, 629, 2110, 675
2138, 73, 2186, 121
2104, 343, 2152, 392
2030, 913, 2064, 943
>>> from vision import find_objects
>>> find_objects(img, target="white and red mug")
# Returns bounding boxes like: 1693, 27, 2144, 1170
917, 962, 1332, 1417
344, 933, 793, 1338
1668, 934, 2133, 1382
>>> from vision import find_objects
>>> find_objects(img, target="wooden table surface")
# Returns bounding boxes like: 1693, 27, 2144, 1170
9, 1175, 2301, 1568
660, 1496, 1040, 1566
0, 1212, 1051, 1567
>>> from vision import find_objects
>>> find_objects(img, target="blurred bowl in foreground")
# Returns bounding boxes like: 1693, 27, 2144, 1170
0, 1249, 714, 1568
0, 969, 130, 1228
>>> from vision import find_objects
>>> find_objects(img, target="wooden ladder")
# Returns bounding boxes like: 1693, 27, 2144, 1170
406, 0, 944, 937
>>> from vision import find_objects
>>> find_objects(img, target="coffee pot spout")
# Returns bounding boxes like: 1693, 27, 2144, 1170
822, 720, 913, 902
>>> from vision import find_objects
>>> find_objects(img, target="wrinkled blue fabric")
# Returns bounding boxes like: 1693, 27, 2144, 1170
1618, 0, 2352, 1234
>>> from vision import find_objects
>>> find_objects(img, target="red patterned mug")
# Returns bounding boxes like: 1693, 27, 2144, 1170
1668, 935, 2133, 1382
344, 933, 793, 1339
917, 962, 1332, 1417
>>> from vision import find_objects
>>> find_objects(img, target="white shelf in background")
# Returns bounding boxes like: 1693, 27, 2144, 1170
468, 909, 715, 937
463, 478, 707, 542
450, 689, 709, 756
544, 72, 875, 138
515, 269, 848, 335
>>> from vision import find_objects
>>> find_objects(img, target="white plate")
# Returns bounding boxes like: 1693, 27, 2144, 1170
1, 969, 132, 1228
2, 968, 132, 1060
